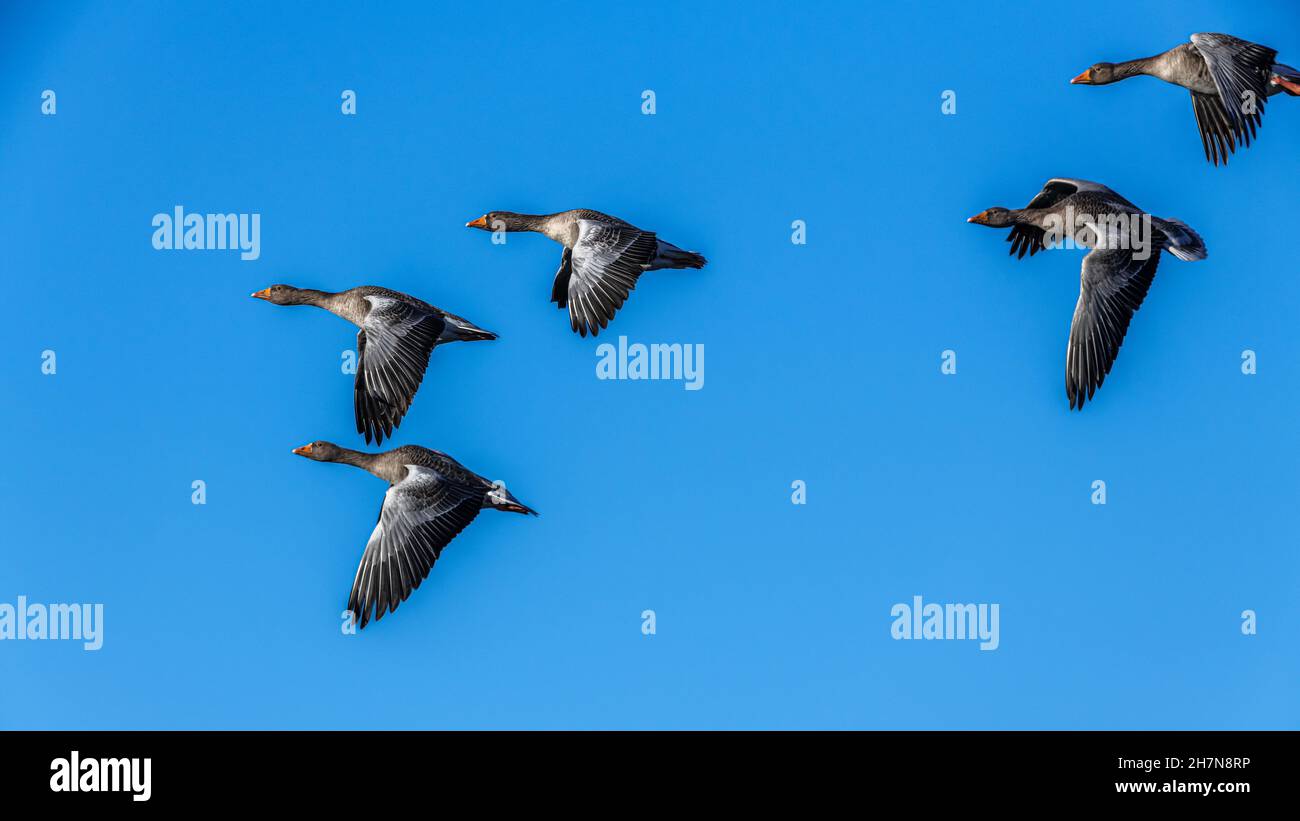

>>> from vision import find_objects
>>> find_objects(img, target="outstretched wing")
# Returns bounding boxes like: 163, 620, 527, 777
347, 465, 483, 629
1065, 246, 1162, 410
550, 246, 573, 307
1006, 179, 1083, 259
354, 296, 444, 445
1190, 33, 1276, 143
563, 220, 658, 337
1189, 91, 1242, 165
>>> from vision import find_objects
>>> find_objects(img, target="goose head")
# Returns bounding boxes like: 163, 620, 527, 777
465, 211, 538, 232
967, 207, 1016, 228
251, 284, 309, 305
1071, 63, 1117, 85
292, 440, 344, 461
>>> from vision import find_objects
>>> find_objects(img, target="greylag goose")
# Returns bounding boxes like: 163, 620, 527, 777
252, 285, 495, 445
967, 178, 1207, 410
292, 440, 536, 629
465, 209, 706, 337
1071, 33, 1299, 165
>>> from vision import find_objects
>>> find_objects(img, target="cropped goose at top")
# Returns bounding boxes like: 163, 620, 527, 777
293, 441, 536, 629
967, 178, 1207, 411
251, 285, 496, 445
466, 209, 707, 337
1071, 33, 1299, 165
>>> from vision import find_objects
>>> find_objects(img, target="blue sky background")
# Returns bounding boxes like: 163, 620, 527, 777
2, 0, 1297, 729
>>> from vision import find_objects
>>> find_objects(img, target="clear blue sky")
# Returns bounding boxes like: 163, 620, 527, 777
2, 1, 1297, 729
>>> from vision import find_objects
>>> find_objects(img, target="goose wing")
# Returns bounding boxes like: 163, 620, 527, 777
1005, 179, 1112, 258
1189, 90, 1245, 165
550, 247, 572, 306
1065, 246, 1162, 410
347, 464, 483, 629
354, 295, 444, 445
561, 219, 658, 337
1190, 34, 1276, 138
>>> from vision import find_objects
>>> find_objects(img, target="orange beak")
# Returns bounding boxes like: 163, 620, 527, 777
967, 210, 991, 225
466, 215, 488, 229
292, 444, 313, 457
251, 288, 272, 300
1070, 69, 1092, 85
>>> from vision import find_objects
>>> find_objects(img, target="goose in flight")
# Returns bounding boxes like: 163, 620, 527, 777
1070, 33, 1299, 165
252, 285, 496, 444
967, 178, 1207, 410
293, 441, 536, 629
466, 209, 706, 337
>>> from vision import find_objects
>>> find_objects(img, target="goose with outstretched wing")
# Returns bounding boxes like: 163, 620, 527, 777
466, 209, 707, 337
292, 441, 536, 629
252, 285, 496, 444
968, 178, 1207, 410
1071, 33, 1299, 165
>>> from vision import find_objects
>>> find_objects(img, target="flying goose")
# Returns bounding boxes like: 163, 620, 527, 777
252, 285, 495, 445
967, 178, 1207, 410
293, 441, 536, 629
1071, 33, 1299, 165
465, 209, 706, 337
